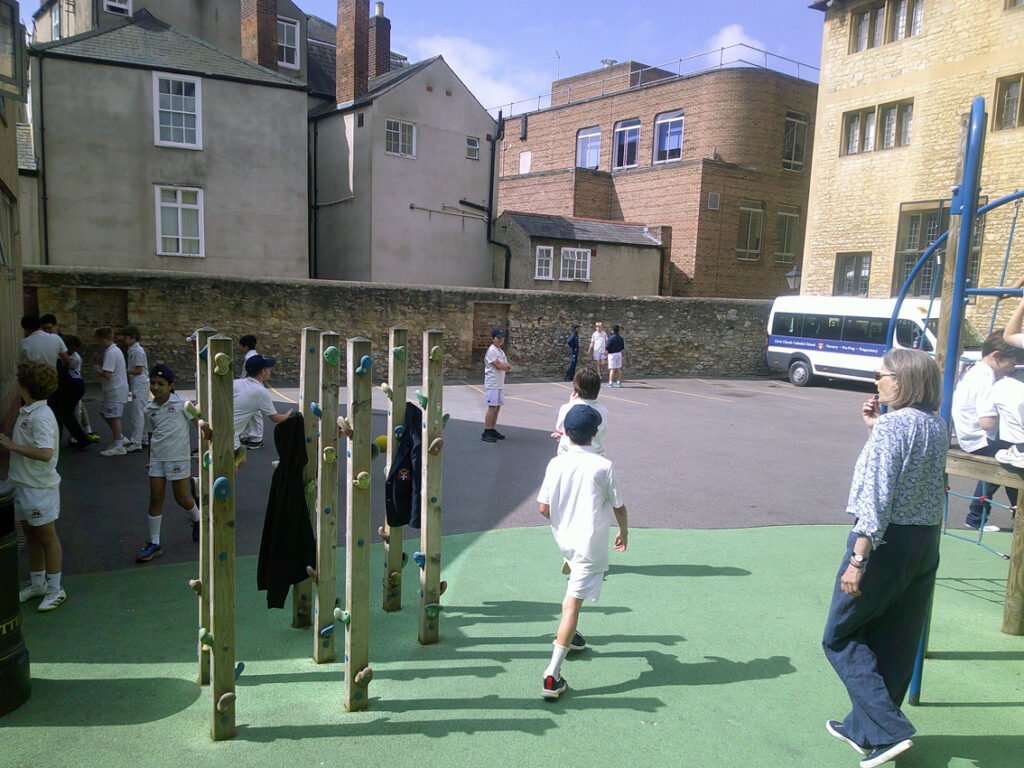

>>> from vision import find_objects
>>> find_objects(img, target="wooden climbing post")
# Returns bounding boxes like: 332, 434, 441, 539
419, 329, 445, 645
344, 337, 373, 711
206, 335, 236, 741
314, 331, 341, 663
193, 326, 217, 686
382, 327, 408, 612
293, 327, 321, 629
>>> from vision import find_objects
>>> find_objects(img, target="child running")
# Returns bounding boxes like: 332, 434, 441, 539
1, 362, 67, 612
537, 404, 628, 700
135, 364, 203, 563
552, 367, 609, 455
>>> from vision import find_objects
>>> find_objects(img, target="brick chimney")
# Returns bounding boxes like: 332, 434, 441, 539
337, 0, 369, 104
368, 2, 391, 80
241, 0, 278, 70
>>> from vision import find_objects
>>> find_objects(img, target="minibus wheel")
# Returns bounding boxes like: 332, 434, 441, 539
788, 359, 812, 387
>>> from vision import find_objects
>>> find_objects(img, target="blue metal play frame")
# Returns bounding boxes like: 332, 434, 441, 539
884, 96, 1024, 704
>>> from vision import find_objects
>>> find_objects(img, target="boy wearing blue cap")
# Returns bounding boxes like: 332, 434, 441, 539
135, 364, 204, 563
537, 403, 629, 700
482, 329, 512, 443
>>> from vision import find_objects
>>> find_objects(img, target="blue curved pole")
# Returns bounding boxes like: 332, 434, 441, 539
908, 95, 988, 707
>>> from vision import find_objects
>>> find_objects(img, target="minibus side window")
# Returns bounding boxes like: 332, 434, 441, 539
803, 313, 843, 340
842, 316, 887, 344
772, 312, 803, 336
896, 319, 932, 350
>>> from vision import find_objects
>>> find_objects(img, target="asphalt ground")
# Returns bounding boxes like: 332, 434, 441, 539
35, 372, 1013, 577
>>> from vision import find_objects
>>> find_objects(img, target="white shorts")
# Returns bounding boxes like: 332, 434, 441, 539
485, 388, 504, 407
149, 460, 191, 481
593, 351, 607, 362
101, 402, 125, 419
565, 568, 603, 602
14, 485, 61, 526
608, 352, 622, 369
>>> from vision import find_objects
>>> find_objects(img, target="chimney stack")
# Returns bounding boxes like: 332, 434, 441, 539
337, 0, 369, 104
368, 2, 391, 80
241, 0, 278, 70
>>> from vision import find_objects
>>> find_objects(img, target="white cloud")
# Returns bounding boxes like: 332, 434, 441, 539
703, 24, 767, 66
404, 34, 552, 115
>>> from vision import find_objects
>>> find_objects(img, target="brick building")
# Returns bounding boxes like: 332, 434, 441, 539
496, 61, 818, 298
803, 0, 1024, 326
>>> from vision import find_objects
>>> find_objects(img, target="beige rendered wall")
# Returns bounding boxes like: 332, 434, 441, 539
34, 57, 308, 277
803, 0, 1024, 325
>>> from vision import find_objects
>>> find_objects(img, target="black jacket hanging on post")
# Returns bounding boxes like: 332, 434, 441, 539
257, 412, 317, 609
385, 401, 423, 529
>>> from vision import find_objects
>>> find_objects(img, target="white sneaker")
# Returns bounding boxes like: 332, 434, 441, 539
19, 582, 46, 602
100, 445, 127, 456
37, 589, 67, 612
125, 442, 143, 453
995, 446, 1024, 469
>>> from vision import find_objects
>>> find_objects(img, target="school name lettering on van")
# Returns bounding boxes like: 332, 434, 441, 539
769, 336, 884, 357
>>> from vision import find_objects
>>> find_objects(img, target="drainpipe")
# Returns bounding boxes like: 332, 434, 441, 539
38, 56, 50, 265
309, 118, 318, 278
479, 111, 512, 288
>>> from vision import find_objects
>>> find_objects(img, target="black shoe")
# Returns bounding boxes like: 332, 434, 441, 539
243, 440, 264, 450
490, 429, 506, 440
826, 720, 867, 756
859, 739, 913, 768
568, 631, 586, 652
481, 431, 497, 443
542, 674, 567, 700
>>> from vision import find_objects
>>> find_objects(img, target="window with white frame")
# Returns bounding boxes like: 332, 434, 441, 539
653, 110, 683, 163
156, 186, 204, 257
736, 200, 764, 260
613, 119, 640, 169
385, 118, 416, 158
153, 73, 202, 148
782, 110, 808, 171
995, 74, 1023, 130
104, 0, 132, 16
466, 136, 480, 160
576, 126, 600, 169
535, 246, 553, 279
560, 248, 591, 281
843, 99, 911, 154
277, 17, 299, 69
51, 1, 60, 40
774, 206, 800, 264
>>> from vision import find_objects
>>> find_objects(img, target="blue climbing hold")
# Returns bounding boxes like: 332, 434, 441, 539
413, 551, 426, 569
213, 476, 232, 500
310, 402, 322, 418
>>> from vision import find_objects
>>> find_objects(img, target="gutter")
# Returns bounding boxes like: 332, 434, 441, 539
475, 111, 512, 289
38, 56, 49, 265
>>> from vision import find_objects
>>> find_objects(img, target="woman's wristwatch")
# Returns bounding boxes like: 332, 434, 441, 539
849, 552, 868, 568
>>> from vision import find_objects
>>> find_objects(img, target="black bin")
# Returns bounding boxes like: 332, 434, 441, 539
0, 483, 31, 716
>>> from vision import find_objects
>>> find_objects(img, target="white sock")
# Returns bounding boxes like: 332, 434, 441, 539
186, 505, 200, 523
148, 514, 163, 545
544, 642, 570, 679
114, 438, 123, 448
45, 572, 62, 593
30, 570, 45, 588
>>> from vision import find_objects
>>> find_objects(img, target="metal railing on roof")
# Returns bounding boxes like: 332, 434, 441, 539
487, 43, 819, 118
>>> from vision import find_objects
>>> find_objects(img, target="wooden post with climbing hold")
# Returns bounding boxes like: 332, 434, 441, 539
293, 327, 322, 629
382, 327, 408, 612
314, 331, 341, 663
193, 326, 217, 686
419, 330, 444, 645
206, 335, 236, 741
344, 337, 373, 711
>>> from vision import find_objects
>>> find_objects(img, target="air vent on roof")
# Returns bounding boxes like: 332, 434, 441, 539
708, 192, 721, 211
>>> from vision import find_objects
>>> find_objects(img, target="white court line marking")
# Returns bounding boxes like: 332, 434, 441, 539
268, 385, 298, 405
634, 381, 732, 403
600, 393, 647, 405
464, 381, 552, 407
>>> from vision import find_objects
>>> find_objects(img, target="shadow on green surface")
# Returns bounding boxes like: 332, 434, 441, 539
372, 693, 664, 714
443, 599, 631, 624
610, 563, 751, 577
4, 677, 199, 727
901, 734, 1024, 767
235, 715, 559, 742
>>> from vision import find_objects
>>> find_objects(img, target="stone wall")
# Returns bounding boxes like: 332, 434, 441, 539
23, 266, 772, 385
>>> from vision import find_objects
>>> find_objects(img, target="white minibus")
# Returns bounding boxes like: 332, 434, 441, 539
765, 296, 984, 387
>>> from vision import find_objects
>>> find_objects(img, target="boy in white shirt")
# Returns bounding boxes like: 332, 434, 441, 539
121, 325, 150, 452
537, 404, 629, 700
135, 365, 205, 563
238, 334, 264, 449
19, 314, 70, 370
95, 326, 130, 456
1, 362, 67, 612
233, 355, 292, 466
481, 329, 512, 443
587, 321, 608, 375
552, 367, 609, 455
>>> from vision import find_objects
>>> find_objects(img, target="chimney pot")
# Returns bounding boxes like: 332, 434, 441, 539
375, 2, 385, 16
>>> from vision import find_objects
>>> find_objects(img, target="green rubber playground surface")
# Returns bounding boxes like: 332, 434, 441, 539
4, 525, 1023, 768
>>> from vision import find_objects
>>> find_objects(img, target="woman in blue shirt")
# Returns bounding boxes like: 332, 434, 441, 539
822, 348, 946, 768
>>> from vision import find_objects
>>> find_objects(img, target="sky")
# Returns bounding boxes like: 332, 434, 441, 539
21, 1, 827, 115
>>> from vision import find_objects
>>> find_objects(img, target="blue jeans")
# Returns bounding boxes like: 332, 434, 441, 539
822, 526, 940, 748
966, 440, 1018, 527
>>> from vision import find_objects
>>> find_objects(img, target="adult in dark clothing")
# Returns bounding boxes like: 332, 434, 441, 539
386, 401, 423, 528
606, 325, 625, 388
50, 346, 90, 449
565, 324, 580, 382
257, 412, 316, 609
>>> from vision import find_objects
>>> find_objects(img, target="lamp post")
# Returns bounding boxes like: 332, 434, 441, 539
784, 266, 801, 293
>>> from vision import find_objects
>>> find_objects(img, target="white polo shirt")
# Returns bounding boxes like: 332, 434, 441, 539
978, 376, 1024, 445
126, 341, 150, 397
952, 361, 997, 452
145, 392, 195, 462
101, 343, 129, 404
484, 343, 508, 390
9, 400, 60, 489
20, 330, 67, 369
537, 445, 623, 576
555, 398, 609, 455
233, 376, 276, 449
